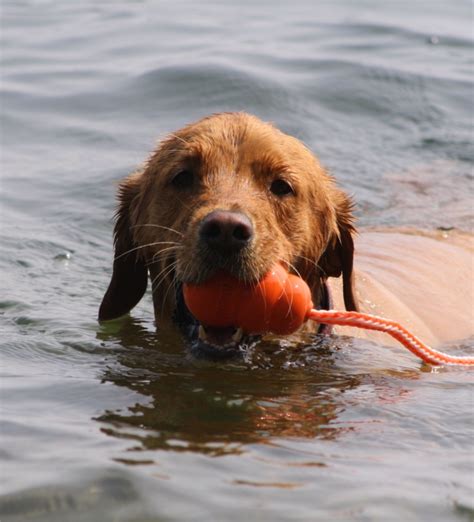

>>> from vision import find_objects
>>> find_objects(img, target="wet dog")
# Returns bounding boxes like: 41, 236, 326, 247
99, 112, 473, 355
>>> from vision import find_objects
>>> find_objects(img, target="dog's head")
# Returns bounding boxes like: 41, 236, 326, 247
99, 113, 357, 354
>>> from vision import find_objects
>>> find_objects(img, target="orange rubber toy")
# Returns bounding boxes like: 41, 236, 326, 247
183, 265, 474, 366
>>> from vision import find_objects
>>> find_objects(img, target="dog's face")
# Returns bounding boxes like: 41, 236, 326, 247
99, 113, 357, 355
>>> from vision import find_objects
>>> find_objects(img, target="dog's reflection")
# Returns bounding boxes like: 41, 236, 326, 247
95, 317, 417, 456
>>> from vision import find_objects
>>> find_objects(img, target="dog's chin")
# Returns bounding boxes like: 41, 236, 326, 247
190, 324, 259, 359
173, 281, 259, 359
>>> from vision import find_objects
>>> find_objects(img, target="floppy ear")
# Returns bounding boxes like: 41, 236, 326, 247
98, 174, 148, 321
319, 192, 358, 311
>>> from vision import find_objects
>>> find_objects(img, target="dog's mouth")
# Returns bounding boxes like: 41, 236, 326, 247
193, 324, 259, 358
198, 324, 244, 347
173, 280, 258, 357
193, 322, 258, 358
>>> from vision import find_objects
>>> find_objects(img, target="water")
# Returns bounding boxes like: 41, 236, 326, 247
1, 1, 473, 520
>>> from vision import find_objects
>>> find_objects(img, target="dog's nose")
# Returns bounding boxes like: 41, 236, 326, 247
199, 210, 253, 252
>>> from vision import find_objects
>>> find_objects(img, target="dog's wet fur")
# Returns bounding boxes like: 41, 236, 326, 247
99, 112, 358, 356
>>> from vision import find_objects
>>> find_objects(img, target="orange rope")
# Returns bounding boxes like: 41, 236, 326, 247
307, 309, 474, 367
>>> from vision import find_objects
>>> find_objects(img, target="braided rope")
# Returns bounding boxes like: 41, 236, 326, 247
307, 309, 474, 366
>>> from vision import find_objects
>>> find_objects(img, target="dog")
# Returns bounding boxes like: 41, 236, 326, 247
99, 112, 473, 355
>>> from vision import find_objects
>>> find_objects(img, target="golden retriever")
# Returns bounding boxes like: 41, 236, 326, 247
99, 112, 473, 355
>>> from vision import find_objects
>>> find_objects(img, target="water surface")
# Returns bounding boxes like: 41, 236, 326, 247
1, 1, 473, 520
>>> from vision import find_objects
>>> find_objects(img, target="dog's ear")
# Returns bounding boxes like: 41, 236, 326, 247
319, 191, 358, 311
98, 174, 148, 321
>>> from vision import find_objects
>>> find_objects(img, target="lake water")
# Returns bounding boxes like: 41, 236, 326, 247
1, 1, 473, 520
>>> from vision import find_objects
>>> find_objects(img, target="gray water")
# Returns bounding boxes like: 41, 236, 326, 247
1, 1, 473, 521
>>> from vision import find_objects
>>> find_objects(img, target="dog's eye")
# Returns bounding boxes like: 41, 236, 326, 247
171, 169, 194, 190
270, 179, 295, 197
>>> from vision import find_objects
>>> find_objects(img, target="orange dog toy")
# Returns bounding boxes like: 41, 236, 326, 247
183, 265, 474, 366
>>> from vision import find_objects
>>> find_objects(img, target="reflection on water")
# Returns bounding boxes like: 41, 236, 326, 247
96, 318, 419, 458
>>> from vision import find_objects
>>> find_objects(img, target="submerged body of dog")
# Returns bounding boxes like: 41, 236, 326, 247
99, 113, 473, 354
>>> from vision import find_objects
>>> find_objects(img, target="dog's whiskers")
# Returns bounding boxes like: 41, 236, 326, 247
152, 260, 181, 319
151, 260, 178, 298
161, 268, 180, 318
297, 254, 326, 277
287, 260, 303, 280
114, 241, 180, 262
275, 259, 295, 319
146, 246, 182, 267
131, 224, 183, 237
